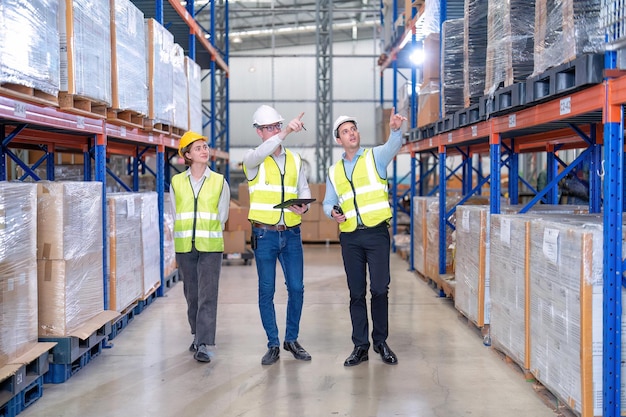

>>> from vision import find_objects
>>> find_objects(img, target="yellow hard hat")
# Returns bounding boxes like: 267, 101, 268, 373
178, 131, 207, 158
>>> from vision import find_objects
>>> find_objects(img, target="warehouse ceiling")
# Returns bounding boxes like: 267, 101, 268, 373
130, 0, 382, 68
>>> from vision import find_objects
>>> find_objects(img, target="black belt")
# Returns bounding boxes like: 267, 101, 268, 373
355, 221, 389, 230
251, 222, 297, 231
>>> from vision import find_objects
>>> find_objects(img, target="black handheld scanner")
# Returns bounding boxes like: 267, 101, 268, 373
333, 205, 343, 215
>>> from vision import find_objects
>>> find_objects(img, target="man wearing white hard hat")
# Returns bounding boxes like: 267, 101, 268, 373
243, 105, 313, 366
323, 108, 406, 366
170, 131, 230, 363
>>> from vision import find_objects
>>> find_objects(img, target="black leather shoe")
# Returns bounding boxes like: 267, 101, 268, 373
373, 342, 398, 365
343, 346, 368, 367
283, 341, 312, 361
261, 346, 280, 365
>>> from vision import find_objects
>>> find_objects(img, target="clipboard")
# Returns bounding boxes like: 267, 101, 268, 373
273, 198, 316, 209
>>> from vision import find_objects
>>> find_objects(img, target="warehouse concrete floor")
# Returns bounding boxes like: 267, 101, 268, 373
21, 244, 558, 417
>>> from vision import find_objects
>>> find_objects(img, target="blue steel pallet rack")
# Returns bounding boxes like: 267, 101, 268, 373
380, 1, 626, 416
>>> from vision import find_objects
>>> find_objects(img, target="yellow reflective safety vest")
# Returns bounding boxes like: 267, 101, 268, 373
172, 171, 225, 252
245, 149, 302, 226
329, 148, 391, 232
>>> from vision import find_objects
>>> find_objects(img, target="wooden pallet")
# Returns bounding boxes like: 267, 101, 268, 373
143, 119, 172, 134
58, 92, 107, 119
0, 83, 58, 107
106, 108, 145, 129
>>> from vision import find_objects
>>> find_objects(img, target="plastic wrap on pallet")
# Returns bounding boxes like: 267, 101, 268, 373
528, 215, 605, 416
413, 197, 459, 278
140, 192, 160, 296
420, 0, 441, 36
163, 193, 177, 277
484, 0, 535, 96
107, 193, 144, 312
186, 57, 203, 135
0, 183, 38, 368
463, 0, 488, 107
0, 0, 60, 96
602, 0, 626, 47
454, 205, 491, 327
172, 44, 189, 131
36, 181, 105, 336
110, 0, 148, 115
417, 80, 440, 128
59, 0, 112, 105
533, 0, 604, 76
145, 18, 174, 125
441, 18, 464, 117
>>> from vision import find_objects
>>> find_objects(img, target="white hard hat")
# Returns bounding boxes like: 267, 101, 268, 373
333, 115, 357, 138
252, 105, 284, 127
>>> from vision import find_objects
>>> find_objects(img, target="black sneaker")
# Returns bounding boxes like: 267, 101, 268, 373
189, 337, 198, 352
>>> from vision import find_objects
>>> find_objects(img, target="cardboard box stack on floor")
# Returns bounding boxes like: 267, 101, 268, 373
0, 183, 39, 368
139, 192, 161, 296
36, 181, 105, 337
107, 193, 144, 312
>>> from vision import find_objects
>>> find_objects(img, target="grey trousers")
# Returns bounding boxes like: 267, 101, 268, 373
176, 248, 222, 346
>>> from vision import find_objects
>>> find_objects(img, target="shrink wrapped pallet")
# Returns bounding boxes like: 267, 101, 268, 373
484, 0, 535, 95
107, 193, 144, 312
163, 193, 177, 277
0, 183, 38, 368
186, 56, 203, 135
0, 0, 60, 97
140, 192, 161, 296
454, 205, 491, 327
59, 0, 112, 106
490, 206, 589, 371
110, 0, 148, 115
441, 18, 464, 117
418, 196, 458, 280
172, 44, 189, 132
145, 18, 174, 127
533, 0, 603, 75
463, 0, 488, 106
36, 181, 104, 336
528, 215, 603, 416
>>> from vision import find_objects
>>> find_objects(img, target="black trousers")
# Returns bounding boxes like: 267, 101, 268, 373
339, 224, 391, 348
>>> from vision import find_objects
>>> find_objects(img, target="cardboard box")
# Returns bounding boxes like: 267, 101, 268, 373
417, 87, 440, 128
224, 230, 246, 254
422, 33, 441, 82
37, 253, 105, 337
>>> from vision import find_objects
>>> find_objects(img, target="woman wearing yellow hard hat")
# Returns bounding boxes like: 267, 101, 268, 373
169, 131, 230, 363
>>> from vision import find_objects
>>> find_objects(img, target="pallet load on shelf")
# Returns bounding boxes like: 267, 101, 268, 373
417, 80, 440, 128
527, 215, 607, 416
139, 192, 161, 297
484, 0, 534, 97
171, 43, 188, 136
412, 196, 458, 281
185, 57, 202, 135
533, 0, 603, 76
59, 0, 112, 118
0, 0, 60, 105
463, 0, 488, 107
0, 183, 38, 367
455, 204, 587, 330
145, 18, 175, 133
441, 18, 464, 117
108, 0, 148, 125
162, 193, 177, 277
36, 182, 115, 337
107, 193, 144, 312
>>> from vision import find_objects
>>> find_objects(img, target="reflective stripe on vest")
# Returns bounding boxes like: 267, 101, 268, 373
245, 149, 302, 227
329, 149, 391, 232
172, 171, 224, 252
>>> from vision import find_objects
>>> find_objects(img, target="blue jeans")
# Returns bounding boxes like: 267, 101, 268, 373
253, 226, 304, 348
